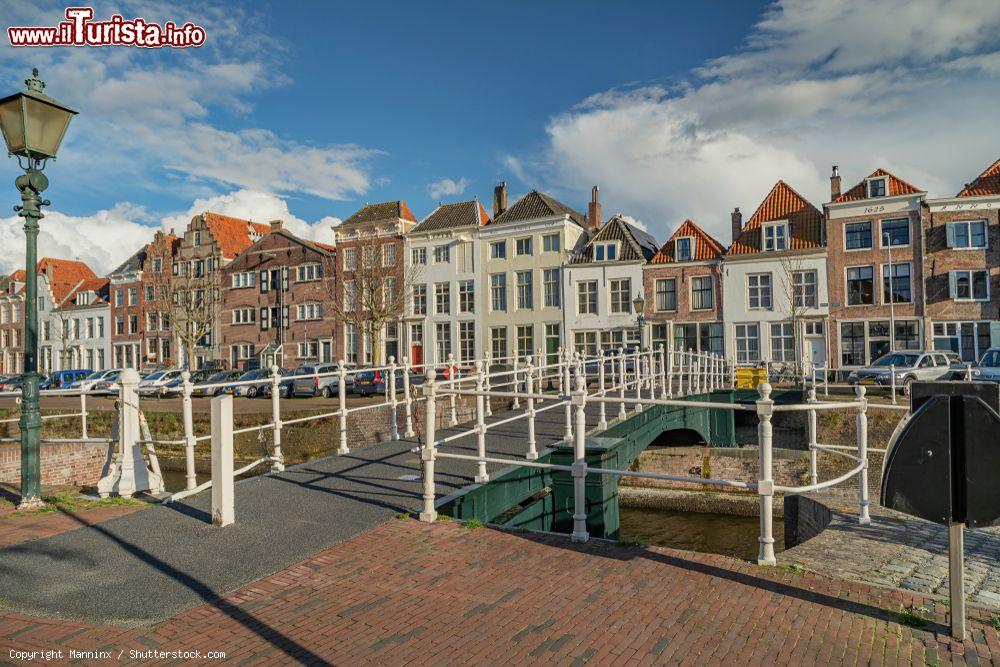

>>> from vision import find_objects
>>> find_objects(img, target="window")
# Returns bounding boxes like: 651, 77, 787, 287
435, 322, 451, 361
735, 324, 760, 363
792, 270, 817, 308
232, 308, 256, 324
770, 323, 795, 362
655, 278, 677, 311
676, 237, 692, 261
144, 285, 154, 302
458, 280, 474, 313
459, 322, 475, 361
951, 270, 989, 301
542, 234, 560, 252
128, 315, 138, 334
543, 269, 560, 307
231, 271, 255, 288
490, 327, 507, 360
456, 241, 473, 273
146, 312, 157, 331
362, 246, 376, 270
193, 230, 202, 246
127, 288, 138, 306
115, 316, 124, 335
151, 258, 162, 274
86, 318, 95, 338
747, 273, 772, 309
880, 218, 909, 246
515, 237, 532, 256
490, 273, 507, 312
296, 303, 323, 320
382, 244, 397, 267
947, 220, 988, 249
412, 284, 427, 315
805, 321, 824, 336
762, 223, 787, 252
691, 276, 713, 310
845, 221, 872, 250
594, 243, 617, 261
516, 270, 533, 310
609, 279, 630, 314
847, 266, 875, 306
433, 245, 450, 264
114, 290, 124, 307
867, 321, 890, 362
700, 322, 724, 355
882, 263, 912, 303
297, 341, 319, 359
578, 281, 597, 314
516, 325, 534, 358
490, 241, 507, 260
342, 247, 357, 271
411, 247, 427, 266
545, 324, 561, 365
435, 283, 451, 315
895, 321, 920, 351
345, 324, 359, 364
343, 280, 357, 311
867, 178, 887, 198
296, 263, 322, 281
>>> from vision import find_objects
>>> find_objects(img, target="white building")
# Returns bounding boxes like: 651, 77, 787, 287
565, 212, 659, 354
403, 200, 490, 365
722, 181, 829, 368
477, 184, 590, 365
33, 259, 112, 373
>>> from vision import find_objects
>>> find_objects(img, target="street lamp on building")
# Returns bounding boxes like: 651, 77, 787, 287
632, 292, 646, 351
0, 69, 77, 509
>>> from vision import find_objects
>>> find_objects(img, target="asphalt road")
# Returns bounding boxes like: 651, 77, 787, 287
0, 393, 384, 414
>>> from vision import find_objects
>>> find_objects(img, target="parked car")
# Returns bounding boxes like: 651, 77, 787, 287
191, 370, 242, 398
69, 369, 123, 392
848, 351, 963, 395
41, 369, 92, 390
0, 374, 24, 393
91, 371, 124, 396
159, 369, 214, 397
263, 367, 307, 398
138, 369, 184, 397
353, 368, 426, 397
292, 363, 355, 398
221, 369, 272, 398
974, 347, 1000, 383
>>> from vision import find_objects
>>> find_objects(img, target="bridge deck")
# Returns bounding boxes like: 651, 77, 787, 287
0, 402, 604, 625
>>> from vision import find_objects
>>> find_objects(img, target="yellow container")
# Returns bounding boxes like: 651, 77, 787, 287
735, 367, 768, 389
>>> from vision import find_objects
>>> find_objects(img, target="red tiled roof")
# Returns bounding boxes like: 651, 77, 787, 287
834, 168, 922, 202
201, 212, 271, 259
727, 181, 823, 256
957, 158, 1000, 197
38, 257, 97, 284
650, 219, 725, 264
342, 201, 418, 227
55, 277, 110, 308
313, 241, 336, 252
9, 269, 25, 282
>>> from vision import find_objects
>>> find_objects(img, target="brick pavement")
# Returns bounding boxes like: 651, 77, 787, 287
2, 519, 998, 665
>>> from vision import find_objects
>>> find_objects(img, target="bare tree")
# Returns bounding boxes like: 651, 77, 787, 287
776, 256, 811, 372
51, 279, 84, 371
158, 263, 219, 370
329, 232, 419, 366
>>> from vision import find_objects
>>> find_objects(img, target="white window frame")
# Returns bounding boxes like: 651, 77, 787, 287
434, 282, 451, 315
878, 218, 910, 248
433, 245, 450, 264
950, 269, 990, 302
866, 176, 888, 198
746, 273, 772, 310
792, 270, 817, 309
490, 241, 507, 260
844, 221, 873, 251
542, 233, 560, 252
411, 247, 427, 266
594, 242, 618, 262
516, 270, 533, 311
880, 261, 913, 305
845, 265, 876, 307
675, 237, 693, 262
655, 278, 677, 312
762, 223, 787, 252
690, 276, 713, 311
577, 280, 598, 315
947, 220, 989, 250
735, 323, 760, 364
458, 280, 474, 314
515, 237, 533, 256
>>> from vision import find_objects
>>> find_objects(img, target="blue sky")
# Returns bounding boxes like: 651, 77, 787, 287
1, 0, 999, 273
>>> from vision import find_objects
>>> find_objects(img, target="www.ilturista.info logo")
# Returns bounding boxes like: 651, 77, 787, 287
8, 7, 206, 48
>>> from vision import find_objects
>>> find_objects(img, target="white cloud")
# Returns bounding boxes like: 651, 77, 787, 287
426, 177, 470, 200
525, 0, 1000, 244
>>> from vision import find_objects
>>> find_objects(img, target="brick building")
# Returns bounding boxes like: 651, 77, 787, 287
643, 219, 726, 355
108, 230, 180, 369
220, 225, 337, 371
0, 270, 25, 374
824, 167, 926, 374
923, 158, 1000, 361
333, 201, 417, 364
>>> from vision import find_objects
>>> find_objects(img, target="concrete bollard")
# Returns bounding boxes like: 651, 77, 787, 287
756, 382, 776, 566
211, 394, 235, 527
270, 364, 284, 472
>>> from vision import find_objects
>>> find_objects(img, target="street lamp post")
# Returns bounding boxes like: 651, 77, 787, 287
632, 293, 646, 351
0, 69, 77, 509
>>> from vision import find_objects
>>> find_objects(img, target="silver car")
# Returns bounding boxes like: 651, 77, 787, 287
849, 351, 963, 395
975, 347, 1000, 383
292, 363, 355, 398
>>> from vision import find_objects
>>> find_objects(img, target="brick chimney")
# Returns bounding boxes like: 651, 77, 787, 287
493, 181, 507, 219
731, 208, 742, 243
269, 219, 283, 231
587, 186, 602, 230
830, 165, 841, 200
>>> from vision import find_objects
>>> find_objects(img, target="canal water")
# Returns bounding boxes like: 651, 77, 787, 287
618, 506, 784, 561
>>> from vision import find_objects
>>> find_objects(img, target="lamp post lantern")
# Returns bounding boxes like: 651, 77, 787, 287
0, 69, 77, 509
632, 293, 646, 351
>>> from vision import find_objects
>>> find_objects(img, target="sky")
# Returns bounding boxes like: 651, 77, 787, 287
0, 0, 998, 275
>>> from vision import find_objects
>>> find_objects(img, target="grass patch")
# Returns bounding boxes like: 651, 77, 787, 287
777, 563, 806, 574
894, 605, 928, 628
435, 514, 452, 522
7, 491, 148, 517
462, 518, 485, 530
991, 615, 1000, 632
395, 512, 412, 520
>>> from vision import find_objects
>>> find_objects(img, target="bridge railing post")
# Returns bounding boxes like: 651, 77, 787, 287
337, 360, 348, 455
526, 355, 538, 460
80, 389, 88, 441
388, 356, 399, 442
756, 382, 776, 566
597, 351, 607, 430
617, 348, 626, 421
211, 394, 235, 527
557, 346, 564, 395
447, 354, 458, 426
474, 360, 489, 482
890, 363, 897, 405
484, 352, 493, 417
511, 355, 520, 410
420, 368, 438, 522
403, 356, 415, 438
634, 348, 643, 413
563, 348, 573, 442
571, 374, 589, 543
807, 386, 818, 486
658, 344, 667, 400
855, 385, 871, 525
181, 370, 197, 491
270, 364, 284, 472
666, 347, 674, 398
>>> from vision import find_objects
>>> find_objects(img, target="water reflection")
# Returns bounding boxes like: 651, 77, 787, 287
618, 506, 784, 561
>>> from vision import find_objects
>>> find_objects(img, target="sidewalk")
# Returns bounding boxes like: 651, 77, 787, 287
2, 519, 997, 665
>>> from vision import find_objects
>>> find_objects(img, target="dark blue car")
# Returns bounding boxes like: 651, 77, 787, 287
41, 369, 92, 390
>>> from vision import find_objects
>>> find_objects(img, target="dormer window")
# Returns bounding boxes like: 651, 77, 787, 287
76, 292, 91, 306
676, 237, 693, 262
866, 177, 887, 198
762, 223, 787, 252
594, 242, 618, 261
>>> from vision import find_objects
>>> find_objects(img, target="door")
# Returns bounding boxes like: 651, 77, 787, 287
321, 340, 332, 363
808, 338, 826, 368
410, 345, 423, 372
